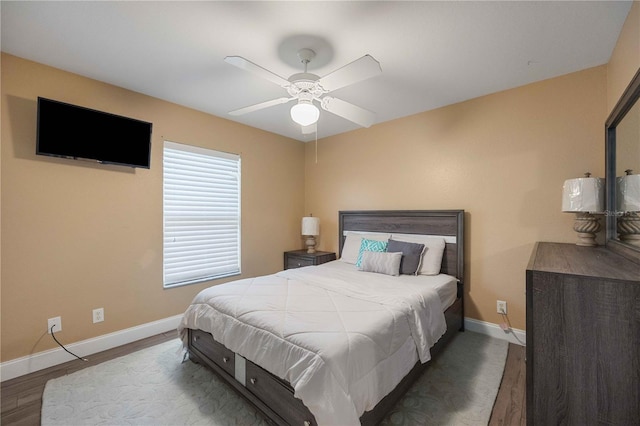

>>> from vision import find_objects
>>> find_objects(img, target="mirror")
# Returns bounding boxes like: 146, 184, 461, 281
605, 67, 640, 262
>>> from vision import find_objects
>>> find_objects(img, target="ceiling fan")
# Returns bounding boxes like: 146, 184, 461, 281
224, 48, 382, 133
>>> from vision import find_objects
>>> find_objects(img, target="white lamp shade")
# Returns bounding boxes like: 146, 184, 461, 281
562, 177, 604, 212
617, 174, 640, 212
301, 216, 320, 236
290, 102, 320, 126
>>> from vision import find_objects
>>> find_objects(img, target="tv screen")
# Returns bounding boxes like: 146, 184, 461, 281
36, 97, 152, 168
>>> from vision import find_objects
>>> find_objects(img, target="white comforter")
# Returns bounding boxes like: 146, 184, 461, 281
178, 262, 448, 425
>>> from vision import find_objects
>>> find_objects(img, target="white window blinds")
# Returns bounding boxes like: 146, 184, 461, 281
163, 141, 241, 288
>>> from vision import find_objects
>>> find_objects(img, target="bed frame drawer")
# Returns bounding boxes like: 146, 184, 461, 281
444, 296, 462, 328
245, 359, 317, 426
190, 329, 235, 377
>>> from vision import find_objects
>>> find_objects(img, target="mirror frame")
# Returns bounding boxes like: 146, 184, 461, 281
605, 66, 640, 264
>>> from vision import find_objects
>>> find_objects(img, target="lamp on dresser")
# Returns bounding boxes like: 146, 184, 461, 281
301, 215, 320, 253
562, 172, 604, 246
616, 169, 640, 247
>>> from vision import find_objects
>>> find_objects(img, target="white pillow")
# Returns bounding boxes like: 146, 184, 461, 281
339, 231, 391, 264
390, 234, 446, 275
358, 251, 402, 276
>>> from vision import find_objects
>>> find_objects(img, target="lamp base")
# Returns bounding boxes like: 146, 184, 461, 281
618, 213, 640, 247
305, 235, 317, 253
573, 212, 601, 247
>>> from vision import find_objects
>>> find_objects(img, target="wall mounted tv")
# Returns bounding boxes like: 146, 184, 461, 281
36, 97, 153, 168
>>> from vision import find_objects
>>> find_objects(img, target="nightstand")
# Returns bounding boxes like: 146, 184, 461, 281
284, 250, 336, 270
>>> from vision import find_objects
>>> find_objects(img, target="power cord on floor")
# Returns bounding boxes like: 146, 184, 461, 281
50, 325, 89, 362
499, 309, 526, 346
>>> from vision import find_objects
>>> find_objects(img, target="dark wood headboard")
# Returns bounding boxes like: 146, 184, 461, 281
338, 210, 465, 285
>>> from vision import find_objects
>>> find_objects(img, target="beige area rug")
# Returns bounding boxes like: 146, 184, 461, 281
41, 331, 508, 425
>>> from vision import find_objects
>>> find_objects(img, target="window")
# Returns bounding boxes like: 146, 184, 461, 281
163, 141, 241, 288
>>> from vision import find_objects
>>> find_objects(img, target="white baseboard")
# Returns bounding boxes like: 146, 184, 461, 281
2, 314, 524, 382
1, 314, 183, 382
465, 317, 526, 346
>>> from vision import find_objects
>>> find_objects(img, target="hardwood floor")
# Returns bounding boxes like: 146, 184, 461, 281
1, 334, 526, 426
489, 343, 527, 425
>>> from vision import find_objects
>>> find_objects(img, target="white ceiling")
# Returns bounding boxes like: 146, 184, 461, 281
1, 1, 633, 142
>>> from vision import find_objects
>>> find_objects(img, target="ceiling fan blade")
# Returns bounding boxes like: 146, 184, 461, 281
318, 55, 382, 92
229, 97, 294, 116
301, 123, 317, 134
320, 96, 376, 128
224, 56, 290, 87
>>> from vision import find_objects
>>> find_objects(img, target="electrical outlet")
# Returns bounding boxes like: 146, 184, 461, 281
92, 308, 104, 323
497, 300, 507, 314
48, 316, 62, 334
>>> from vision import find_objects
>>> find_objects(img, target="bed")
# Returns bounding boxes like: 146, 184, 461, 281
178, 210, 465, 425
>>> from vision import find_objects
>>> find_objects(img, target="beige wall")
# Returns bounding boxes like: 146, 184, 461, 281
607, 1, 640, 114
305, 66, 607, 330
1, 54, 306, 362
616, 100, 640, 176
607, 1, 640, 176
2, 3, 638, 364
304, 2, 640, 332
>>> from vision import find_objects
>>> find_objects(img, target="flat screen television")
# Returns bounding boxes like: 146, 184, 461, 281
36, 97, 153, 168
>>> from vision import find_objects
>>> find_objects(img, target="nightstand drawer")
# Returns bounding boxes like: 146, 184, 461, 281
286, 257, 314, 269
283, 250, 337, 270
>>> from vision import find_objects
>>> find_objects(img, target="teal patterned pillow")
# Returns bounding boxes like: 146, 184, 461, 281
355, 238, 388, 267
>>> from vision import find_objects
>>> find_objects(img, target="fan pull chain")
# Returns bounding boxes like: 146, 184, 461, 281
315, 130, 318, 164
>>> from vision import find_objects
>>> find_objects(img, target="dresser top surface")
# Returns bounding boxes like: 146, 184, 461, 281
285, 250, 336, 257
528, 242, 639, 282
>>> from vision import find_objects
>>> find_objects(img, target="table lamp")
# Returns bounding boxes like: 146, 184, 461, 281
616, 169, 640, 246
562, 173, 604, 246
301, 216, 320, 253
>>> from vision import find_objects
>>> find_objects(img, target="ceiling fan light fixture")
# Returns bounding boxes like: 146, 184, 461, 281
290, 100, 319, 126
225, 51, 381, 132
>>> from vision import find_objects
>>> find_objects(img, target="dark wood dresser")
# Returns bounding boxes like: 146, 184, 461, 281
283, 250, 336, 270
526, 242, 640, 425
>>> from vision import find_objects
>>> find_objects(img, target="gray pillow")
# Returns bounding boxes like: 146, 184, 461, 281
387, 239, 427, 275
358, 251, 402, 276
